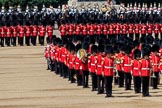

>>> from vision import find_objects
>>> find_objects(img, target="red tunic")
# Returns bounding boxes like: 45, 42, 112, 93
122, 55, 132, 73
11, 26, 17, 37
59, 25, 66, 36
96, 24, 102, 35
39, 26, 45, 37
6, 27, 11, 37
103, 57, 114, 76
47, 26, 53, 37
141, 59, 151, 76
132, 59, 141, 76
103, 24, 108, 35
116, 53, 125, 71
25, 26, 31, 37
88, 55, 97, 73
1, 26, 6, 38
32, 26, 38, 37
150, 54, 160, 72
89, 25, 95, 36
18, 26, 24, 37
96, 54, 103, 75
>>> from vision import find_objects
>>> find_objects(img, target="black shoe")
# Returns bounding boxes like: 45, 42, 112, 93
105, 94, 113, 98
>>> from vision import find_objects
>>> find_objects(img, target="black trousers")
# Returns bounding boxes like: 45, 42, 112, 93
152, 72, 160, 89
5, 37, 10, 46
91, 72, 97, 90
142, 76, 150, 96
19, 37, 24, 46
0, 37, 4, 47
76, 70, 82, 86
135, 33, 140, 40
124, 72, 132, 90
70, 69, 76, 83
82, 70, 89, 87
39, 36, 45, 45
97, 75, 104, 93
31, 36, 37, 46
25, 36, 30, 46
133, 76, 141, 93
118, 71, 124, 87
129, 33, 134, 40
54, 61, 59, 74
105, 76, 113, 96
62, 64, 68, 78
11, 37, 16, 46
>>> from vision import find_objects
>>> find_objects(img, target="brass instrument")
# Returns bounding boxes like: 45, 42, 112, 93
77, 49, 88, 64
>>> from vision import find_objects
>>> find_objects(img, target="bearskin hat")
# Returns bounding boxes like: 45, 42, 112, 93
142, 46, 151, 57
145, 35, 154, 45
134, 49, 141, 59
151, 44, 160, 52
75, 44, 82, 52
91, 45, 98, 54
140, 35, 146, 44
89, 37, 96, 45
82, 42, 89, 51
133, 39, 140, 48
104, 45, 113, 54
46, 37, 50, 44
124, 45, 132, 55
98, 44, 104, 53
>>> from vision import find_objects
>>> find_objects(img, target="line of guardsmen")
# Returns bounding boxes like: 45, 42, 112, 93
45, 32, 162, 97
59, 23, 162, 42
0, 23, 54, 47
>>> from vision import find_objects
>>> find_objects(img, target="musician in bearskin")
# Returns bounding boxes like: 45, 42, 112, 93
81, 42, 89, 88
141, 46, 151, 97
151, 44, 160, 89
88, 45, 98, 91
132, 49, 141, 93
103, 45, 114, 97
96, 44, 105, 94
123, 45, 132, 90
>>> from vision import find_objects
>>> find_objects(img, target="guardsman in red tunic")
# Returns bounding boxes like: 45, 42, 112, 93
31, 25, 38, 46
115, 23, 120, 40
134, 24, 140, 40
108, 24, 114, 40
24, 25, 31, 46
59, 24, 66, 40
141, 47, 151, 97
80, 42, 89, 88
103, 46, 114, 97
0, 25, 6, 47
10, 25, 17, 46
132, 49, 141, 93
96, 24, 102, 41
82, 24, 87, 37
68, 24, 74, 41
88, 45, 98, 91
89, 24, 95, 38
18, 25, 24, 46
96, 44, 104, 94
75, 44, 82, 86
141, 24, 147, 37
47, 25, 53, 40
39, 25, 45, 45
128, 24, 134, 40
5, 25, 11, 46
147, 24, 153, 36
116, 45, 125, 87
121, 24, 127, 37
69, 44, 76, 83
153, 24, 159, 39
159, 46, 162, 74
150, 44, 160, 89
103, 24, 108, 38
122, 46, 132, 90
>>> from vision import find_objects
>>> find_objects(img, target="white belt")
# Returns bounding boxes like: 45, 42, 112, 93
91, 64, 95, 66
104, 66, 113, 69
153, 64, 159, 66
70, 62, 72, 64
141, 68, 150, 70
76, 62, 79, 65
62, 55, 66, 57
133, 68, 139, 70
90, 30, 94, 31
124, 64, 132, 66
97, 65, 102, 67
69, 30, 73, 31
